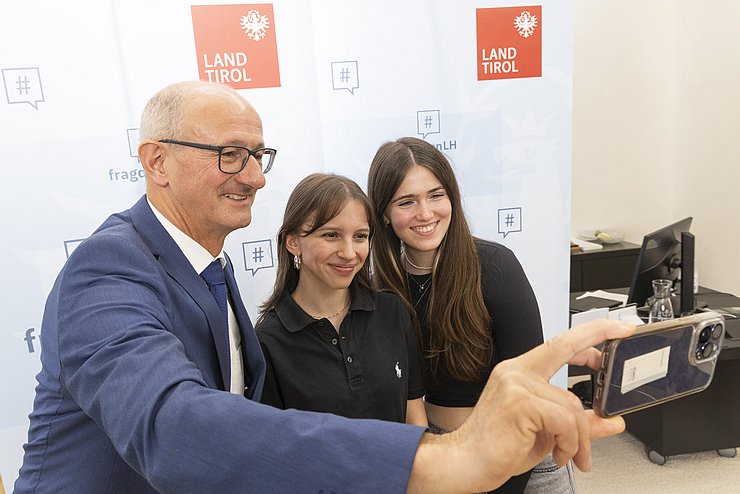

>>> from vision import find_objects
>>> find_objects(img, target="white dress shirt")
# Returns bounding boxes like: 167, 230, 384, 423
148, 199, 245, 395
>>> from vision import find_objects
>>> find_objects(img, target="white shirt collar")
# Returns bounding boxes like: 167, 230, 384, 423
147, 197, 225, 274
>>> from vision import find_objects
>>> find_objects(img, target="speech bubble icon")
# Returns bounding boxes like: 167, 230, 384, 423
416, 110, 441, 139
242, 239, 274, 276
64, 238, 87, 259
497, 207, 522, 238
2, 67, 45, 110
331, 61, 359, 95
127, 128, 141, 159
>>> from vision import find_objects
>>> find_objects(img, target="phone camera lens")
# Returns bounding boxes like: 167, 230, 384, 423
700, 327, 712, 343
696, 341, 713, 360
711, 324, 723, 340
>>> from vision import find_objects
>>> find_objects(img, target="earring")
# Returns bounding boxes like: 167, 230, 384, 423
293, 254, 301, 270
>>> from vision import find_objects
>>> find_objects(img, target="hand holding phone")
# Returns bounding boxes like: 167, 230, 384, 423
593, 311, 725, 417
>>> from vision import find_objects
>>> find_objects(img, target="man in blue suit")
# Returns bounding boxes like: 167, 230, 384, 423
15, 81, 633, 493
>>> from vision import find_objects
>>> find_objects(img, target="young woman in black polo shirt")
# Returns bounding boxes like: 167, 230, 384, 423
255, 173, 427, 426
367, 138, 574, 493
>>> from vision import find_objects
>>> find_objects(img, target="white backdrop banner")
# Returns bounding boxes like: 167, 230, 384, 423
0, 0, 572, 487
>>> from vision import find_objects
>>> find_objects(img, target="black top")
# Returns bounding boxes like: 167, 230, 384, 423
415, 238, 544, 407
256, 280, 424, 423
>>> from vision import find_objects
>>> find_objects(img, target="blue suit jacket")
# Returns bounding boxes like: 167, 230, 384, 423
15, 196, 423, 493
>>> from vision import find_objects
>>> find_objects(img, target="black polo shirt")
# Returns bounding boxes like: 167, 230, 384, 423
256, 281, 424, 423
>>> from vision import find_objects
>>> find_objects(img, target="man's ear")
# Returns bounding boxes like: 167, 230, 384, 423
139, 141, 169, 187
285, 234, 301, 257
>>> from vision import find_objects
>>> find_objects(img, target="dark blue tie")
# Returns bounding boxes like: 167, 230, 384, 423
201, 260, 229, 331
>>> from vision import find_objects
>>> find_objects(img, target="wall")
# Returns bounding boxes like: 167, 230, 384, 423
572, 0, 740, 295
673, 2, 740, 296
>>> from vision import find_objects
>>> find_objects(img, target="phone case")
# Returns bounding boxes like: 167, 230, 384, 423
593, 311, 725, 417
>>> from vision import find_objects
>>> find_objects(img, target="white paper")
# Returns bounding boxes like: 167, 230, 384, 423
571, 238, 603, 251
608, 305, 645, 326
570, 307, 609, 327
620, 346, 671, 394
576, 290, 629, 306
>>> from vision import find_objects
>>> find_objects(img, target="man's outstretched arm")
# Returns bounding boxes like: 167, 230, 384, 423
407, 319, 635, 494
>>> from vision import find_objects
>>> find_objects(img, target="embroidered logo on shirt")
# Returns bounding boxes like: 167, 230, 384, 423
395, 361, 402, 378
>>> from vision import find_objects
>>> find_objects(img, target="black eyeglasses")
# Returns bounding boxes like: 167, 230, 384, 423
159, 139, 277, 174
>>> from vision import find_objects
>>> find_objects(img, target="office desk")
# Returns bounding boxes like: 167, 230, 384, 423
570, 241, 640, 292
569, 288, 740, 463
624, 335, 740, 463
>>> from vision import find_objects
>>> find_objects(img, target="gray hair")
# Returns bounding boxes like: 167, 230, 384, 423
139, 81, 243, 141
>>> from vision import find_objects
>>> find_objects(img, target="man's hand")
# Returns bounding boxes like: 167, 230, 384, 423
408, 319, 635, 494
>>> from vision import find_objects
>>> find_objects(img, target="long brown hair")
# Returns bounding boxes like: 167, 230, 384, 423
259, 173, 376, 320
367, 137, 492, 382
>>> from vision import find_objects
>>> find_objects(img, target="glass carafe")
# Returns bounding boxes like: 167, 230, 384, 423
649, 279, 674, 322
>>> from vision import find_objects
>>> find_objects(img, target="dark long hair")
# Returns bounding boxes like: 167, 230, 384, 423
258, 173, 376, 320
367, 137, 492, 382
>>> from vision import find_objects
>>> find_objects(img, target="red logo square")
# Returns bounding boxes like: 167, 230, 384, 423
476, 6, 542, 81
191, 4, 281, 90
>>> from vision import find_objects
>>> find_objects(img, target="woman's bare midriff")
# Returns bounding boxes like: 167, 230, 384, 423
424, 402, 474, 431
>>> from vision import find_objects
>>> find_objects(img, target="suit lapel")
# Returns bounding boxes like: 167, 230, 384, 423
130, 196, 231, 391
223, 254, 265, 400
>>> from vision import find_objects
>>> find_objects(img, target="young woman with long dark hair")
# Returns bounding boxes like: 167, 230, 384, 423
368, 137, 574, 493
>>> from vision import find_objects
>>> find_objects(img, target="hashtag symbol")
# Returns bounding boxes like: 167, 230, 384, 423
16, 76, 31, 95
252, 247, 264, 263
340, 68, 350, 82
505, 214, 515, 227
424, 116, 433, 128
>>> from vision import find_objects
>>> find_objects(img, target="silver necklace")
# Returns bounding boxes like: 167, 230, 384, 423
407, 272, 432, 294
407, 272, 432, 308
402, 251, 433, 271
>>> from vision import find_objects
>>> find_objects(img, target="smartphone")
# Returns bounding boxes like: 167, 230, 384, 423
593, 311, 725, 417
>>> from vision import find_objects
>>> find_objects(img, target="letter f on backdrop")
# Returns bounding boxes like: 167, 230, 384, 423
24, 328, 36, 353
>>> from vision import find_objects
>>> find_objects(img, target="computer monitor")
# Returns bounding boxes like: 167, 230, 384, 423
627, 217, 695, 314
